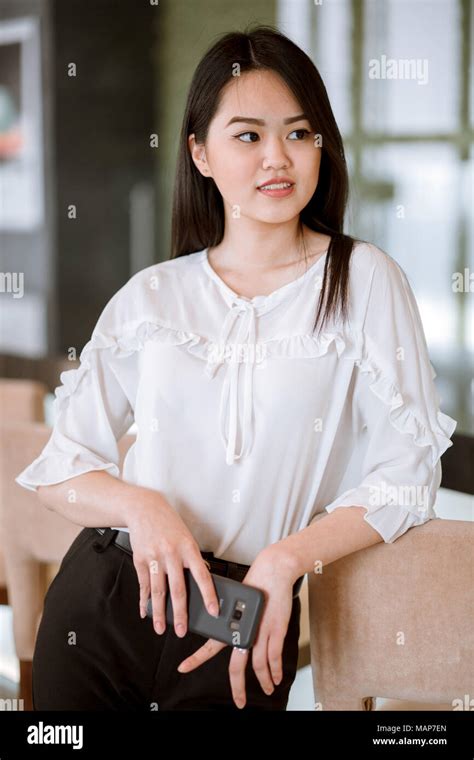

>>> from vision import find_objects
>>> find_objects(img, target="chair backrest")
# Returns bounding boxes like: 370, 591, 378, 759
307, 517, 474, 711
1, 421, 136, 563
0, 421, 136, 660
0, 380, 49, 588
0, 379, 48, 424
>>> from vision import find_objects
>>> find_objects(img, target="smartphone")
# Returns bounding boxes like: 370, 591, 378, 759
146, 567, 265, 649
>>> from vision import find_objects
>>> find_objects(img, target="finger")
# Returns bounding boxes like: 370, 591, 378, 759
189, 555, 220, 618
251, 638, 275, 695
177, 638, 225, 673
149, 559, 167, 635
229, 647, 249, 708
134, 560, 150, 619
166, 558, 188, 637
267, 634, 285, 686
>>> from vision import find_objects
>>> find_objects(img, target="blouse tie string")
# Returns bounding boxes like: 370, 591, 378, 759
205, 299, 261, 465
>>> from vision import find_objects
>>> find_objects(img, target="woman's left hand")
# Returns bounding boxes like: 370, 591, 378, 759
175, 544, 299, 709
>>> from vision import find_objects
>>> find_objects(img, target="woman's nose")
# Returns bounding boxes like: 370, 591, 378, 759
261, 136, 291, 166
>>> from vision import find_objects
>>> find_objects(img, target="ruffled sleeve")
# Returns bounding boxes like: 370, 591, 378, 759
15, 285, 137, 493
323, 249, 457, 543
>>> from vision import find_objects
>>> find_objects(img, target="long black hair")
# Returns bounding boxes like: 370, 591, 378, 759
170, 23, 366, 334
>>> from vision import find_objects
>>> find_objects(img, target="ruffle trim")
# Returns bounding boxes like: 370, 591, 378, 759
53, 319, 457, 472
54, 320, 349, 411
258, 331, 347, 360
15, 453, 120, 493
325, 499, 434, 543
354, 335, 457, 469
53, 320, 206, 414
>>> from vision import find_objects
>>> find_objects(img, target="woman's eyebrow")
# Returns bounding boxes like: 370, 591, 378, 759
225, 113, 308, 127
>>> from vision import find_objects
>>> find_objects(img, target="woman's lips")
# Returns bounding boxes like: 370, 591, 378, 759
257, 183, 295, 198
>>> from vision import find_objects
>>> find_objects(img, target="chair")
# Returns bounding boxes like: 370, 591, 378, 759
307, 517, 474, 710
0, 380, 49, 606
0, 421, 135, 709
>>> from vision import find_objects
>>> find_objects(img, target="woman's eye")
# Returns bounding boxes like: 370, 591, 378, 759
234, 129, 311, 143
289, 129, 311, 140
235, 132, 259, 143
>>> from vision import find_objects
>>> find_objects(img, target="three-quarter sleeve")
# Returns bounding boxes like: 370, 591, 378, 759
324, 250, 457, 543
15, 290, 137, 493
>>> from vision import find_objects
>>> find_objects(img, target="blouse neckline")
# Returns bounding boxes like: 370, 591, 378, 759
199, 244, 329, 465
200, 246, 329, 307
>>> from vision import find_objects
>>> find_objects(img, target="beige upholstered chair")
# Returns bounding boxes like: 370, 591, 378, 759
0, 421, 135, 708
0, 380, 49, 606
307, 518, 474, 710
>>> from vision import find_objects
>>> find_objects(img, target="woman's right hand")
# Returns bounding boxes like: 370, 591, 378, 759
125, 493, 220, 637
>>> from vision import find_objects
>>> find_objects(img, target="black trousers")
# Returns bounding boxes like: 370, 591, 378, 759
32, 527, 301, 711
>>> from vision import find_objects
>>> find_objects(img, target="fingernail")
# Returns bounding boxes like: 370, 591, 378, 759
176, 624, 185, 636
274, 675, 282, 685
235, 699, 245, 709
208, 603, 219, 617
264, 686, 274, 695
154, 620, 164, 634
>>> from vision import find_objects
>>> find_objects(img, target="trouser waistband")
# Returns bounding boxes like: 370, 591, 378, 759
94, 528, 304, 598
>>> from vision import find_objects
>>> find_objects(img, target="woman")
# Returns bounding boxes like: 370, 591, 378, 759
16, 24, 456, 711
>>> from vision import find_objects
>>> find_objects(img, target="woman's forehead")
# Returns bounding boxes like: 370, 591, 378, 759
215, 71, 303, 123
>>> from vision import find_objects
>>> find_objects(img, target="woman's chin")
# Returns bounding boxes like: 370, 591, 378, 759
234, 202, 303, 225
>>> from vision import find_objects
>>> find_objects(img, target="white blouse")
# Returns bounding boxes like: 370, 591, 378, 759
15, 242, 457, 566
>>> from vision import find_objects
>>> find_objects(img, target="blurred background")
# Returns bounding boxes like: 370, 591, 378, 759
0, 0, 472, 711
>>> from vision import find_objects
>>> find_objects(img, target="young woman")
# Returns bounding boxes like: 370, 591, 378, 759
16, 24, 456, 711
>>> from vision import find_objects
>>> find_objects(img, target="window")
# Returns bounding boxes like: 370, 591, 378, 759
278, 0, 473, 435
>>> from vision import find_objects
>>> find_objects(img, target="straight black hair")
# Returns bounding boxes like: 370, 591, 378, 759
170, 23, 366, 334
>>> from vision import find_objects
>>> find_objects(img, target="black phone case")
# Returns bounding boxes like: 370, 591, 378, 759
146, 568, 265, 649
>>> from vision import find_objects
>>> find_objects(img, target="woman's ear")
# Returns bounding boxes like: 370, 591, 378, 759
188, 133, 211, 178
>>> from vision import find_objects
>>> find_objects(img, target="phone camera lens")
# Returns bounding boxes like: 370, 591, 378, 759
232, 609, 243, 621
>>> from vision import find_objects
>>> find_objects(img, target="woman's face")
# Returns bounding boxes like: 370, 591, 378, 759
189, 69, 322, 225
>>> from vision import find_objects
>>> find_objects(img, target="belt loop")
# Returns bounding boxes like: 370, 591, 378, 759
92, 528, 118, 553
